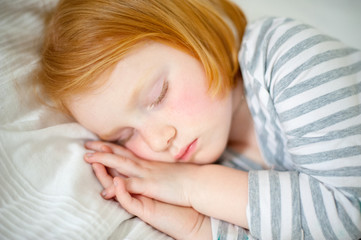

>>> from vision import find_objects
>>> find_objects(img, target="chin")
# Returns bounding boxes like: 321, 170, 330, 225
196, 151, 223, 165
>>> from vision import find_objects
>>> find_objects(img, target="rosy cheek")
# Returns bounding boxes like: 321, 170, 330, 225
171, 88, 211, 116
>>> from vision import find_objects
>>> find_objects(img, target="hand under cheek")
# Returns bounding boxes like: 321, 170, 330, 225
89, 142, 115, 154
125, 138, 161, 162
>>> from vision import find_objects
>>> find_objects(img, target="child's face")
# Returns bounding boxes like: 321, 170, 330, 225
68, 41, 236, 164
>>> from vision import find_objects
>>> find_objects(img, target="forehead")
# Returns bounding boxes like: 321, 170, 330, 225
66, 41, 176, 135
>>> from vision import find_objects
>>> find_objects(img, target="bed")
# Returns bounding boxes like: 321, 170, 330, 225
0, 0, 360, 239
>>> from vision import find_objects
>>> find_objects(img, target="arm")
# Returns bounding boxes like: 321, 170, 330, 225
240, 17, 361, 239
85, 141, 249, 229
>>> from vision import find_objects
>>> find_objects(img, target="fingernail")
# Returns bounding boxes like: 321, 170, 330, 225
85, 153, 93, 159
101, 190, 107, 197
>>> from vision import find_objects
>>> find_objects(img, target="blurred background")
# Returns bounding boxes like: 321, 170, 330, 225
234, 0, 361, 49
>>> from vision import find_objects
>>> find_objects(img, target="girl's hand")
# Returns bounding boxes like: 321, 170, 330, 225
88, 158, 211, 239
85, 141, 249, 230
84, 141, 199, 207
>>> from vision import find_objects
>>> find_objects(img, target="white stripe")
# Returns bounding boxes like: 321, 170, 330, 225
282, 97, 360, 134
210, 218, 219, 240
299, 174, 326, 239
266, 28, 335, 91
258, 171, 272, 239
279, 173, 293, 239
276, 65, 361, 113
316, 176, 361, 188
270, 41, 348, 96
318, 114, 361, 136
265, 19, 302, 54
289, 134, 361, 155
334, 191, 361, 231
302, 155, 361, 170
320, 186, 352, 239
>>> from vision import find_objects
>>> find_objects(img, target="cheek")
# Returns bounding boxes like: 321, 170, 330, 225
170, 87, 213, 116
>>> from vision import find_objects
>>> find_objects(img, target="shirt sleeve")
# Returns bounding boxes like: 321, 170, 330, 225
238, 17, 361, 240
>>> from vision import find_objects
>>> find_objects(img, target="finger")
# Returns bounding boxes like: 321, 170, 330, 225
101, 185, 115, 199
85, 141, 135, 158
113, 177, 146, 217
85, 141, 114, 153
107, 167, 127, 178
85, 152, 141, 177
92, 163, 113, 188
124, 177, 148, 196
92, 163, 117, 199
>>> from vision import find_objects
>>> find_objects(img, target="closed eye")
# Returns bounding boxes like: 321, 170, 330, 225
148, 80, 168, 110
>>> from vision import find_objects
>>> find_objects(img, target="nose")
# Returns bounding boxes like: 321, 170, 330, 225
141, 124, 176, 152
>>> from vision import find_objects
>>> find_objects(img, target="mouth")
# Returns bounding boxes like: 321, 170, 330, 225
175, 139, 198, 162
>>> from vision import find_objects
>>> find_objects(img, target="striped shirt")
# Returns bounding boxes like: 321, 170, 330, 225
212, 17, 361, 240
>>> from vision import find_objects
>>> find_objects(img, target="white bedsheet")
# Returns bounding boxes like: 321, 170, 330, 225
0, 0, 170, 239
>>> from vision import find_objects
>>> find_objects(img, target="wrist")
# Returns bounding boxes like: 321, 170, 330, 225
182, 214, 212, 240
196, 215, 212, 240
188, 164, 249, 229
182, 163, 204, 206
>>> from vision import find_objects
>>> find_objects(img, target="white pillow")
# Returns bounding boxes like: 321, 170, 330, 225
0, 1, 133, 239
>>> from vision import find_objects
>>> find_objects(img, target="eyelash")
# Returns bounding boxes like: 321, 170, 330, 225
148, 80, 168, 110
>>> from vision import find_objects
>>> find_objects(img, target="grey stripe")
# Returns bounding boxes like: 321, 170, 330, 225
265, 100, 290, 170
273, 131, 288, 170
298, 166, 361, 177
300, 210, 312, 239
223, 149, 264, 171
237, 227, 251, 240
277, 60, 361, 103
267, 24, 311, 68
249, 18, 275, 74
246, 81, 289, 169
343, 190, 361, 211
244, 79, 262, 117
309, 178, 338, 239
253, 110, 284, 167
288, 124, 361, 148
269, 171, 281, 240
279, 81, 361, 122
274, 48, 358, 98
216, 220, 229, 240
290, 172, 302, 240
271, 34, 336, 79
292, 145, 361, 164
339, 187, 361, 198
248, 171, 261, 238
287, 104, 361, 137
336, 200, 361, 238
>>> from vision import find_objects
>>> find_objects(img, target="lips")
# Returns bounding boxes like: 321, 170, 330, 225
175, 139, 198, 161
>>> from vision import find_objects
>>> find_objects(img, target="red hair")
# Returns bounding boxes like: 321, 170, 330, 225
39, 0, 247, 113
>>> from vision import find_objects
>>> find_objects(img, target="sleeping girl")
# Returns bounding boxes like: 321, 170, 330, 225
38, 0, 361, 239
